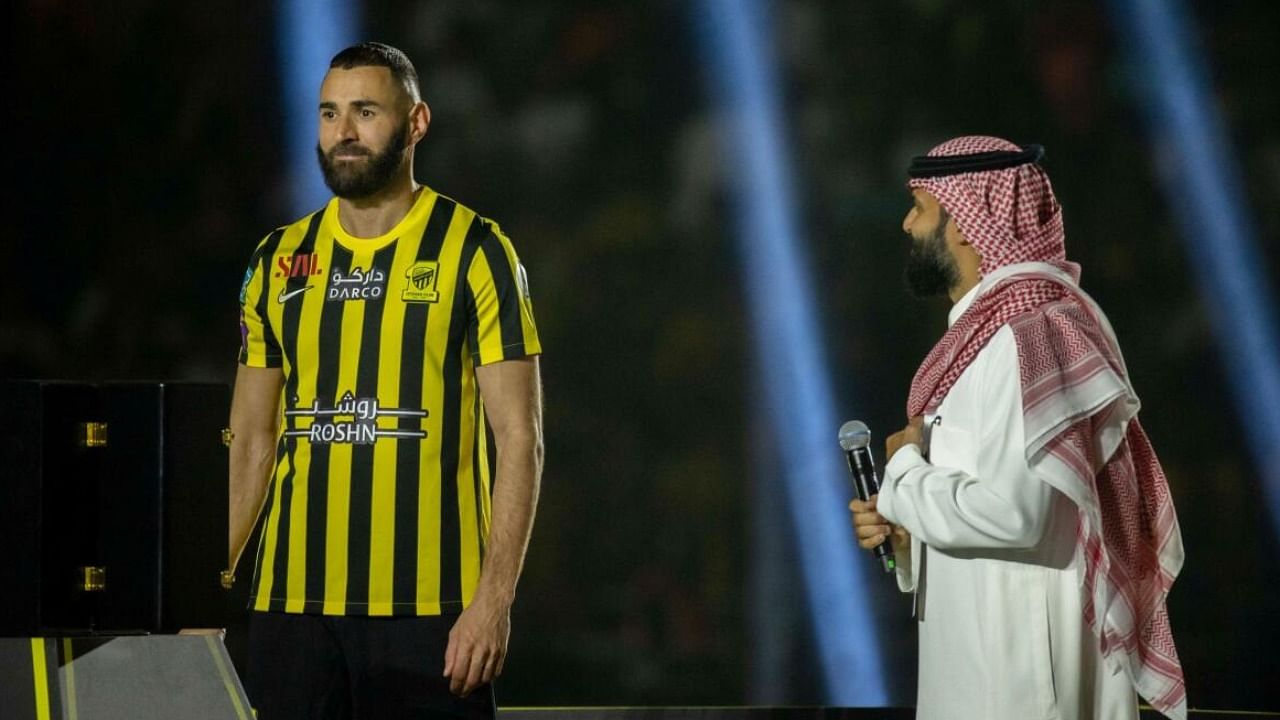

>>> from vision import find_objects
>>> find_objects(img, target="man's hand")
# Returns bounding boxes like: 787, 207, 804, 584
849, 494, 910, 556
443, 595, 511, 696
885, 416, 924, 461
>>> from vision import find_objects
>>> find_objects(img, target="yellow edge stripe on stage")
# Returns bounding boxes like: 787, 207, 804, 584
29, 638, 50, 720
205, 636, 251, 720
62, 638, 78, 720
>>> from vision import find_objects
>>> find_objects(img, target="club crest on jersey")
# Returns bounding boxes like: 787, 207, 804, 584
328, 267, 386, 301
401, 261, 441, 303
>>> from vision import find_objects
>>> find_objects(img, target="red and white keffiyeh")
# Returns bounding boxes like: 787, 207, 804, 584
906, 136, 1186, 719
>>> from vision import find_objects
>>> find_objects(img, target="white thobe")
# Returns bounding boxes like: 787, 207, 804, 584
878, 281, 1139, 720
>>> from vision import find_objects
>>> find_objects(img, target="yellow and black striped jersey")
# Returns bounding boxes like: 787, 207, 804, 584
237, 186, 541, 616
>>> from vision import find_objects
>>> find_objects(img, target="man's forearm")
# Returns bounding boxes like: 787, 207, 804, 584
473, 432, 542, 605
228, 430, 276, 572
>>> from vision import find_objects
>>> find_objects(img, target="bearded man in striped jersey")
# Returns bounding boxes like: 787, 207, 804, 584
228, 42, 542, 719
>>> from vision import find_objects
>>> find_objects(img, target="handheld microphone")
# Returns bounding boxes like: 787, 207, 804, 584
838, 420, 896, 573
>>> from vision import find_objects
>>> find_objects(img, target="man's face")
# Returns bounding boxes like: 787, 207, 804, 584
901, 189, 960, 298
316, 66, 412, 199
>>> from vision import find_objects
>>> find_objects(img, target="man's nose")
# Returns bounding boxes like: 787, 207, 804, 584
336, 115, 358, 141
902, 208, 916, 234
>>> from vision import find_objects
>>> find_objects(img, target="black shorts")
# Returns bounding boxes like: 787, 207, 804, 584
245, 611, 495, 720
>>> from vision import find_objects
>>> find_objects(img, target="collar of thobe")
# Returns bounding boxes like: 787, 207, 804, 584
947, 283, 982, 327
948, 261, 1080, 328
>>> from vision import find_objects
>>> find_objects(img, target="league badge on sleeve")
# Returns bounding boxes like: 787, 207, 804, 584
238, 266, 254, 305
517, 262, 532, 301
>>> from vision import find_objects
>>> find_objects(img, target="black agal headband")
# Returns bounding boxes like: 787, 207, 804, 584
908, 143, 1045, 178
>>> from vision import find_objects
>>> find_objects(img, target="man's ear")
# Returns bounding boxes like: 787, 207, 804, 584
944, 216, 970, 247
410, 101, 431, 144
946, 218, 982, 266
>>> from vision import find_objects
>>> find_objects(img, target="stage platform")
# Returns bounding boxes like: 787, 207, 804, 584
3, 636, 1272, 719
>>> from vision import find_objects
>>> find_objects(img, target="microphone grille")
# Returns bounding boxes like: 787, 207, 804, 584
838, 420, 871, 451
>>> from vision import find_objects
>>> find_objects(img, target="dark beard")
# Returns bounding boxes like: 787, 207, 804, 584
316, 122, 410, 199
904, 223, 959, 298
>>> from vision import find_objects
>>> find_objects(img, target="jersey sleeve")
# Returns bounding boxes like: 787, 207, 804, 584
238, 236, 283, 368
465, 225, 542, 366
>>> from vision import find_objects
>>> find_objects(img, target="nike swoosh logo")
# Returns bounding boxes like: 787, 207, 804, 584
277, 285, 314, 303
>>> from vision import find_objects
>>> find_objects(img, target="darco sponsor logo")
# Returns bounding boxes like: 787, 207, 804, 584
328, 267, 386, 301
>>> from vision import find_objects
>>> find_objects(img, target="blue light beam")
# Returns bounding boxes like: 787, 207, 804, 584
278, 0, 361, 217
692, 0, 888, 705
1109, 0, 1280, 532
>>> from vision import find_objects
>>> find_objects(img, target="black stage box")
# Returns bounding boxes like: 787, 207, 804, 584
0, 381, 231, 636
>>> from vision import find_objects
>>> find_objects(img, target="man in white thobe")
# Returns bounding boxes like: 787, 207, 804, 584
851, 136, 1186, 720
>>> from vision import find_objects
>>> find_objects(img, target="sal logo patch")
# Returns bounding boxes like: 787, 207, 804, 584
328, 267, 386, 301
276, 252, 323, 278
402, 261, 440, 303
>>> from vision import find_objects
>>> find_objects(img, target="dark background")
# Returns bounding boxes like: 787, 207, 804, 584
6, 0, 1279, 711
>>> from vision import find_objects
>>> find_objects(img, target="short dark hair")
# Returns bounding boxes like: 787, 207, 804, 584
329, 42, 421, 103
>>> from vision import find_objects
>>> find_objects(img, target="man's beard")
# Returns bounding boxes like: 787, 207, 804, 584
316, 122, 410, 199
904, 223, 960, 298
